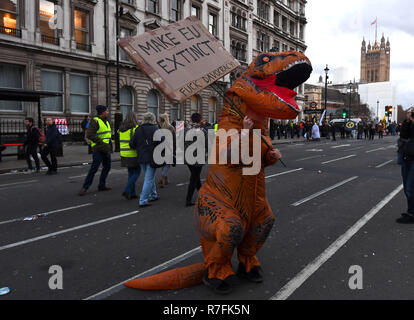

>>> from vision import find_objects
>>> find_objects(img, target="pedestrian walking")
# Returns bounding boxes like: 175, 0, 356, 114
21, 117, 40, 172
396, 109, 414, 224
130, 112, 160, 208
119, 112, 140, 200
312, 122, 320, 141
79, 105, 113, 196
331, 122, 336, 141
158, 113, 176, 188
41, 117, 60, 175
185, 113, 208, 207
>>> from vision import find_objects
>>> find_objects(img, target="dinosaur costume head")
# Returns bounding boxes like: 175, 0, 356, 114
227, 51, 312, 120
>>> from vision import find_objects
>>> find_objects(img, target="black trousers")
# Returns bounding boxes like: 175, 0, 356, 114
25, 145, 40, 170
186, 165, 203, 203
41, 146, 58, 172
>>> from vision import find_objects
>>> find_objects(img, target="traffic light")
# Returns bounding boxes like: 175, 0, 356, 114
384, 106, 388, 115
342, 109, 348, 118
388, 106, 393, 115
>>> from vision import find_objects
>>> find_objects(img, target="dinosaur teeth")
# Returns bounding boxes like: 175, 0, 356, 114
280, 60, 309, 73
269, 91, 299, 112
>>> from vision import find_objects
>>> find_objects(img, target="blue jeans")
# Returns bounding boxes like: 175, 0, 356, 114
161, 164, 170, 178
83, 152, 111, 190
401, 159, 414, 216
140, 164, 158, 205
123, 167, 141, 196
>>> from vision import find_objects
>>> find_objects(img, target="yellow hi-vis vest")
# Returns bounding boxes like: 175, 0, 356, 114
214, 123, 218, 133
119, 125, 138, 158
90, 117, 112, 148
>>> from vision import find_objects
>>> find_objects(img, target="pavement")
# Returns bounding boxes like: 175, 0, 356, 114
0, 135, 410, 302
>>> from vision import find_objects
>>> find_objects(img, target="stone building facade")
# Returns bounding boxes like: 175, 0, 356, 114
0, 0, 308, 126
360, 34, 390, 83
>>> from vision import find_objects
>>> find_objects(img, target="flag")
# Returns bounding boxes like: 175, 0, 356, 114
319, 110, 326, 126
371, 19, 377, 25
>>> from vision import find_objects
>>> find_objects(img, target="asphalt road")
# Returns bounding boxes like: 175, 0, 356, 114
0, 135, 410, 300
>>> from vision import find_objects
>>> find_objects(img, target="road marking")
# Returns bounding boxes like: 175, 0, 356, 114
331, 144, 351, 149
265, 168, 303, 179
0, 203, 94, 226
84, 246, 202, 300
291, 176, 358, 207
68, 174, 87, 179
295, 155, 324, 162
0, 180, 38, 188
321, 154, 356, 164
271, 184, 403, 300
375, 159, 393, 168
176, 179, 206, 187
366, 147, 385, 153
346, 146, 364, 152
0, 210, 139, 252
306, 149, 324, 152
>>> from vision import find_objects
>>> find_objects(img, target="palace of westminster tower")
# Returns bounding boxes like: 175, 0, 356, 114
360, 34, 391, 83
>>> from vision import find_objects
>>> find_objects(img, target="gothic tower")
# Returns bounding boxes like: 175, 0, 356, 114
360, 34, 390, 83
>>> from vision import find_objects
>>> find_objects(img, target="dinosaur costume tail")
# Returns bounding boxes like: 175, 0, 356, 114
124, 263, 205, 290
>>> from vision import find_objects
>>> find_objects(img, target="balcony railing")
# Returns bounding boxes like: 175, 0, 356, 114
0, 25, 22, 38
42, 35, 60, 46
76, 42, 92, 52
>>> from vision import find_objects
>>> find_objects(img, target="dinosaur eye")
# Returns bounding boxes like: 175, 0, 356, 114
263, 57, 270, 62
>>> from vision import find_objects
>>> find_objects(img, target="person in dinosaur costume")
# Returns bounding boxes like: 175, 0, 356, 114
125, 51, 312, 294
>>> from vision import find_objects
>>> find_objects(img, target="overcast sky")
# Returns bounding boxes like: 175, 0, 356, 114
305, 0, 414, 109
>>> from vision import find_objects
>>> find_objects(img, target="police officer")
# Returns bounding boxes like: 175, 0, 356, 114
79, 105, 112, 196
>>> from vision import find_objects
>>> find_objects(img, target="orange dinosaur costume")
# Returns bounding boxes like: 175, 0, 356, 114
125, 51, 312, 292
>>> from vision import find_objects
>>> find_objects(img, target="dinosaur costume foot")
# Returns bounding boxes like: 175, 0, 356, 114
202, 273, 234, 295
236, 262, 264, 283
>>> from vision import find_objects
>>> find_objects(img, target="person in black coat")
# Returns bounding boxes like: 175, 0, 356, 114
21, 117, 40, 172
396, 109, 414, 224
41, 118, 61, 174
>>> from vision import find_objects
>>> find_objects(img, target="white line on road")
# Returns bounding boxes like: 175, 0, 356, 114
84, 246, 202, 300
331, 144, 351, 149
0, 210, 139, 252
375, 159, 394, 168
295, 155, 324, 162
176, 179, 206, 187
265, 168, 303, 179
346, 146, 364, 152
291, 176, 359, 207
0, 203, 94, 226
0, 180, 38, 188
321, 154, 356, 164
366, 147, 385, 153
271, 183, 403, 300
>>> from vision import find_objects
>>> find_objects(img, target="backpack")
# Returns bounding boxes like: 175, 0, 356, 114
37, 128, 46, 143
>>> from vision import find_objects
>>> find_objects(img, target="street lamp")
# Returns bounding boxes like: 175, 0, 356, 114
324, 64, 329, 115
376, 100, 379, 121
348, 80, 353, 121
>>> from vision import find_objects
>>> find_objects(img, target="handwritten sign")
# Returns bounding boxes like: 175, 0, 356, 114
118, 16, 240, 103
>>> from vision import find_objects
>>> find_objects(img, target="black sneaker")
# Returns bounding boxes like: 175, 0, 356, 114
236, 262, 264, 283
202, 273, 232, 295
396, 213, 414, 224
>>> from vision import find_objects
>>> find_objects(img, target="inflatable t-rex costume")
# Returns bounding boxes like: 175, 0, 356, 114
125, 51, 312, 293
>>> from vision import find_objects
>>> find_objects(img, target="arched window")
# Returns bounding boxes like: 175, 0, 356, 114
170, 103, 180, 121
147, 89, 159, 117
208, 97, 217, 124
191, 95, 200, 114
120, 86, 133, 118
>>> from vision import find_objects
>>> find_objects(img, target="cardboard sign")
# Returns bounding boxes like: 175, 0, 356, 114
54, 118, 69, 135
118, 16, 240, 103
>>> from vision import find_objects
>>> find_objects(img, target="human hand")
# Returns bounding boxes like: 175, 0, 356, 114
269, 149, 282, 160
243, 116, 254, 130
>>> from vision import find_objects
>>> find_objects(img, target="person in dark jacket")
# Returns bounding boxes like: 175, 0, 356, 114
396, 108, 414, 224
184, 113, 208, 207
130, 112, 159, 207
21, 117, 40, 172
79, 105, 113, 196
41, 118, 60, 174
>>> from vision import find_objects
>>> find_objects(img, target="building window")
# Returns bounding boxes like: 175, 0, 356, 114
191, 4, 200, 19
170, 0, 182, 22
273, 11, 279, 27
41, 70, 64, 112
40, 0, 59, 45
299, 24, 304, 40
231, 9, 246, 31
272, 40, 279, 52
282, 43, 288, 51
208, 12, 217, 36
231, 40, 247, 62
0, 0, 20, 37
282, 16, 287, 32
70, 73, 90, 114
147, 0, 158, 14
257, 1, 269, 20
0, 63, 23, 111
120, 86, 133, 118
120, 28, 132, 62
257, 32, 269, 52
147, 89, 159, 117
208, 97, 217, 124
191, 95, 200, 114
74, 9, 91, 51
170, 103, 180, 121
